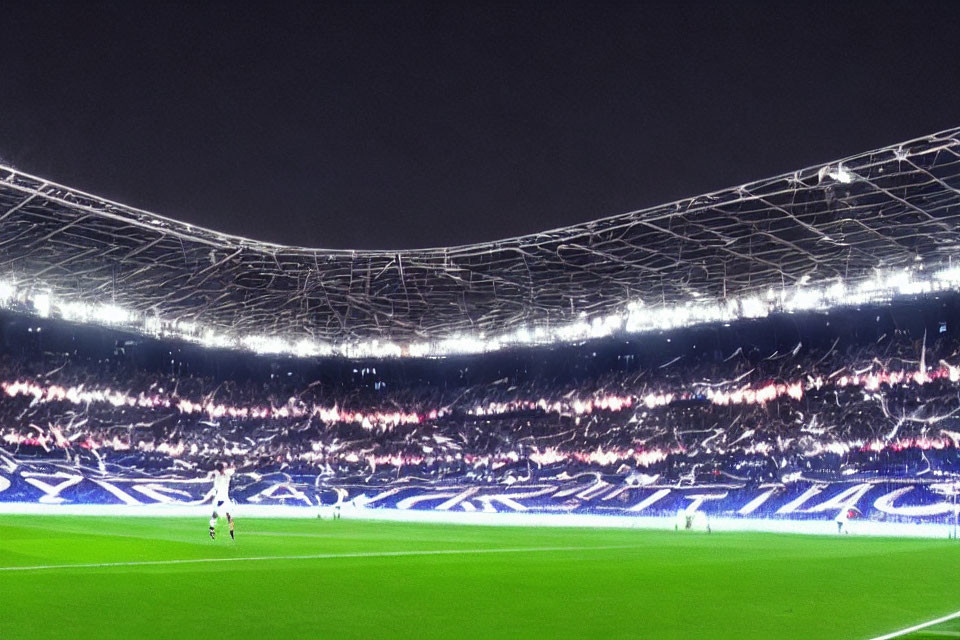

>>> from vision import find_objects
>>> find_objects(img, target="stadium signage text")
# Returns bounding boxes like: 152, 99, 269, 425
0, 457, 956, 522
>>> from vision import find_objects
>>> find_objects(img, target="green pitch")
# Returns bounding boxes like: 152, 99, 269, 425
898, 617, 960, 640
0, 516, 957, 640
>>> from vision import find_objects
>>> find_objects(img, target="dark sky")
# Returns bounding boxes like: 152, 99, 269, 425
1, 1, 958, 250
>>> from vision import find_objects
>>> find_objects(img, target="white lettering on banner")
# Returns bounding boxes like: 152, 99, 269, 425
873, 487, 956, 517
804, 483, 873, 513
476, 498, 499, 513
776, 485, 826, 514
0, 454, 16, 473
90, 480, 142, 505
474, 487, 558, 513
396, 492, 459, 510
0, 475, 9, 494
357, 488, 401, 506
131, 483, 204, 504
576, 481, 612, 500
249, 483, 313, 506
683, 493, 727, 513
600, 486, 631, 502
628, 489, 671, 512
738, 489, 777, 515
22, 472, 83, 504
436, 488, 479, 510
554, 483, 599, 498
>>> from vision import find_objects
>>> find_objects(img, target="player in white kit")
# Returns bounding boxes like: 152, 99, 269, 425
208, 463, 236, 540
333, 487, 348, 519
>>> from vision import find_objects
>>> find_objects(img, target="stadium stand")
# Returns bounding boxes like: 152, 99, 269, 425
0, 299, 958, 527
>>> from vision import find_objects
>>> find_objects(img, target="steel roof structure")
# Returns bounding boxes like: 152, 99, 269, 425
1, 127, 959, 357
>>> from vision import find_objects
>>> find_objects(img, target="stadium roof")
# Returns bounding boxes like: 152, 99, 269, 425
1, 127, 960, 358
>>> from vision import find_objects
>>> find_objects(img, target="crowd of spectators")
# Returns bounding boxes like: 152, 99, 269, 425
2, 321, 959, 486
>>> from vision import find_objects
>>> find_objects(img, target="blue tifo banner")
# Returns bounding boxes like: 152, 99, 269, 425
0, 455, 957, 523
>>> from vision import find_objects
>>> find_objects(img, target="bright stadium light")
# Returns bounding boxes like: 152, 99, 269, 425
0, 280, 14, 303
59, 301, 92, 322
32, 293, 51, 318
835, 164, 854, 183
199, 329, 233, 349
144, 316, 161, 334
242, 334, 288, 354
93, 304, 132, 325
739, 297, 767, 319
3, 261, 960, 359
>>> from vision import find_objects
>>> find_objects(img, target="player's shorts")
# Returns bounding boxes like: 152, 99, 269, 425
213, 497, 234, 516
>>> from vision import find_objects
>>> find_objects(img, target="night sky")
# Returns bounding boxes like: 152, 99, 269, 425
1, 1, 958, 250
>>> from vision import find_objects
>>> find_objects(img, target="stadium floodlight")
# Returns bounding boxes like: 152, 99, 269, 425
31, 293, 51, 318
0, 127, 959, 358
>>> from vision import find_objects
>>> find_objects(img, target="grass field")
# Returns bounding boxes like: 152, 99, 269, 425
0, 516, 957, 639
898, 616, 960, 640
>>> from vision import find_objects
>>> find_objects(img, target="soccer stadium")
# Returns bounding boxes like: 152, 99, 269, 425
0, 128, 959, 639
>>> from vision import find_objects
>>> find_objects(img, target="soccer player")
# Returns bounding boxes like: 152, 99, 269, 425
333, 487, 348, 520
208, 462, 236, 540
835, 508, 849, 535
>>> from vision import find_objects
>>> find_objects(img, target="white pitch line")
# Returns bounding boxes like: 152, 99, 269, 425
0, 544, 640, 572
865, 609, 960, 640
242, 531, 347, 539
